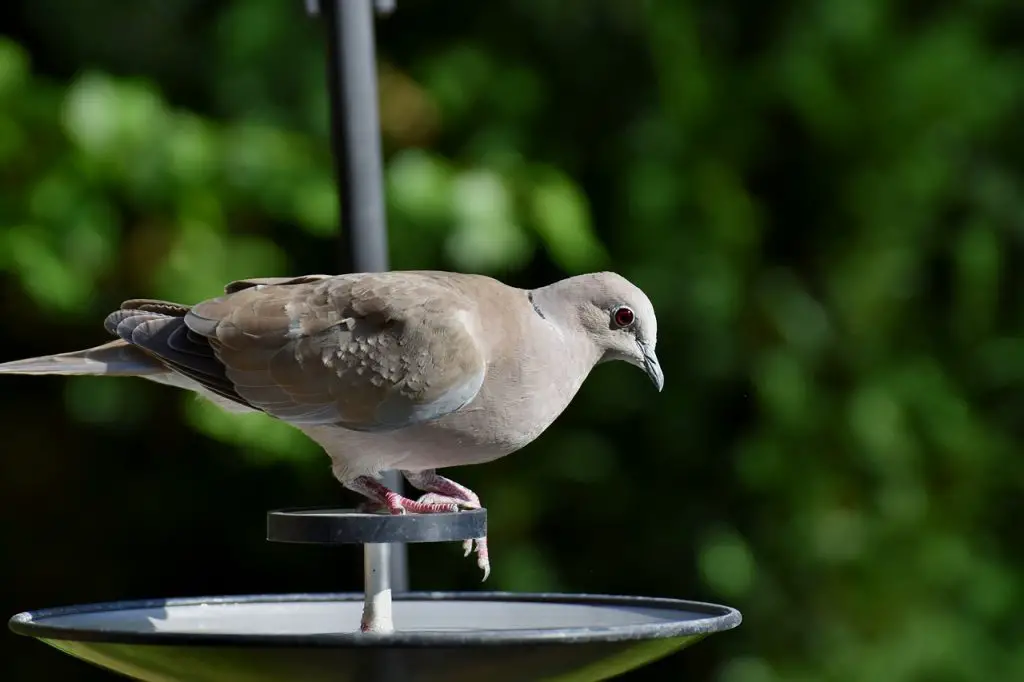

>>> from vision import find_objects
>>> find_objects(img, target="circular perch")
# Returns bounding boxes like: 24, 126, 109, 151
267, 507, 487, 544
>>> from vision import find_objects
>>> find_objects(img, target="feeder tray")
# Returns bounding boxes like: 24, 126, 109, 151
10, 506, 740, 681
10, 591, 739, 682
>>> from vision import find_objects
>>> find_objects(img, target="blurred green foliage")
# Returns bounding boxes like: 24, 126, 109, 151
2, 1, 1024, 681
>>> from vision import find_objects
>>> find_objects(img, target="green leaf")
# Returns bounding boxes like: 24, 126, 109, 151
528, 166, 608, 272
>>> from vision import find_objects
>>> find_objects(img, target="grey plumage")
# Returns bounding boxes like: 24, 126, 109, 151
0, 269, 663, 579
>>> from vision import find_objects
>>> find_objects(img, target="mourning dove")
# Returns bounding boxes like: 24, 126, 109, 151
0, 270, 663, 581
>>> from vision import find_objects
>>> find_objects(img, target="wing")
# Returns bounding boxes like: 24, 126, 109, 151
177, 272, 488, 431
104, 301, 249, 407
221, 274, 333, 295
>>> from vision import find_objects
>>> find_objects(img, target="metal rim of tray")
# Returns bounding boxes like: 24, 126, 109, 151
9, 591, 742, 648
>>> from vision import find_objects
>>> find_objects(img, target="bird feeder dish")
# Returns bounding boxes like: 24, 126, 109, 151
10, 592, 740, 682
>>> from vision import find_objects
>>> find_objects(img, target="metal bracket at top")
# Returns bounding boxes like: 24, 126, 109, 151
305, 0, 396, 17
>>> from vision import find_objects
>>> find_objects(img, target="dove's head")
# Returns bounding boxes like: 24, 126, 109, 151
543, 271, 663, 391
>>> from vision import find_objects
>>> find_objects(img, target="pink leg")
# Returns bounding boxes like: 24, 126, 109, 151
402, 471, 481, 509
346, 475, 461, 514
403, 470, 490, 581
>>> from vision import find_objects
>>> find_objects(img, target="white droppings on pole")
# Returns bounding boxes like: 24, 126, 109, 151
359, 543, 394, 633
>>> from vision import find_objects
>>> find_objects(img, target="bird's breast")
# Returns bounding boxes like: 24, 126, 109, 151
310, 315, 598, 476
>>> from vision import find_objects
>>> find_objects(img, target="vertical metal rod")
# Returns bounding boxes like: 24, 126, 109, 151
359, 543, 394, 633
324, 0, 391, 273
319, 0, 409, 594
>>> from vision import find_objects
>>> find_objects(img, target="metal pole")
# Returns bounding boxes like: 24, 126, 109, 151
324, 0, 390, 274
360, 543, 394, 633
311, 0, 409, 593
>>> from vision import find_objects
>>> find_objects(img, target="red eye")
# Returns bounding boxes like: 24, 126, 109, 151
613, 306, 635, 328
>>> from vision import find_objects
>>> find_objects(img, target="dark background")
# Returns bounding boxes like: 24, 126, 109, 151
2, 0, 1024, 680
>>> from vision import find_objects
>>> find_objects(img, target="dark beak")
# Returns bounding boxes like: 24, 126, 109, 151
640, 343, 664, 392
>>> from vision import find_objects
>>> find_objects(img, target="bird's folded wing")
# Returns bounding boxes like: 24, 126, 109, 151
222, 274, 333, 295
178, 273, 488, 431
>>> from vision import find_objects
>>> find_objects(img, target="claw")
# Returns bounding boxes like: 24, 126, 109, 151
475, 537, 490, 581
413, 492, 461, 512
459, 537, 489, 579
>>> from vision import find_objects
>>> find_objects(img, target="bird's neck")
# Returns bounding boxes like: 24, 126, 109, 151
528, 283, 603, 371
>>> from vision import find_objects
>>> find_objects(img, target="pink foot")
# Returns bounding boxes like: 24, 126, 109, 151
385, 491, 459, 514
348, 476, 460, 514
411, 492, 489, 580
403, 471, 489, 581
462, 536, 490, 581
406, 474, 480, 509
346, 473, 491, 580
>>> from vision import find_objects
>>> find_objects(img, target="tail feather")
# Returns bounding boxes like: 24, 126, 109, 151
0, 340, 164, 376
0, 337, 257, 414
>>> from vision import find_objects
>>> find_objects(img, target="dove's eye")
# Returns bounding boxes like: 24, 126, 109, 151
612, 306, 635, 328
